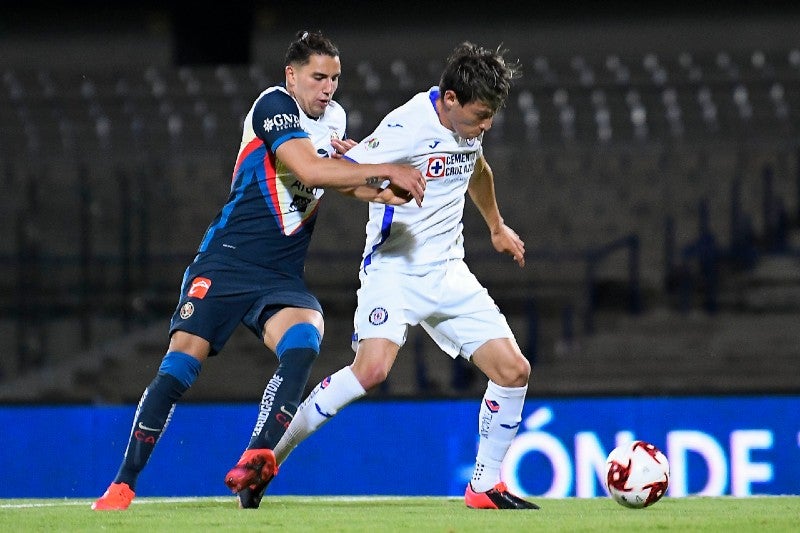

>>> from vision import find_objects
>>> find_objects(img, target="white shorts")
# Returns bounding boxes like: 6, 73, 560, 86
352, 259, 514, 359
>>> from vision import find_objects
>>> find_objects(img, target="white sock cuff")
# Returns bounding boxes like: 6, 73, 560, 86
338, 366, 367, 395
486, 380, 527, 398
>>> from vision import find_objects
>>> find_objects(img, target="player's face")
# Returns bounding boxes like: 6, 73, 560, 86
285, 54, 341, 118
438, 90, 495, 140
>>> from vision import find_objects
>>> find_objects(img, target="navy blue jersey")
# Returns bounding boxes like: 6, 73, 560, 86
197, 86, 347, 275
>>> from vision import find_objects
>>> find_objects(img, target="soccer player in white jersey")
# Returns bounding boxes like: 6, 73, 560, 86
267, 43, 539, 509
91, 31, 425, 511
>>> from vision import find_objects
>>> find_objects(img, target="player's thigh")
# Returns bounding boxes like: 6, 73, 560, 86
170, 256, 255, 355
262, 307, 324, 352
424, 270, 515, 359
351, 337, 401, 388
241, 273, 324, 351
354, 268, 427, 348
471, 337, 530, 387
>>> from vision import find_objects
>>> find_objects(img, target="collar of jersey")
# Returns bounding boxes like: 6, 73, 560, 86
428, 87, 440, 111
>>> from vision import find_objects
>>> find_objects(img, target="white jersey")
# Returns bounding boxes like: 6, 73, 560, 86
345, 87, 484, 271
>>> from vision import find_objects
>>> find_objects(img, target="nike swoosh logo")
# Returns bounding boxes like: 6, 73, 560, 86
429, 141, 440, 149
315, 403, 334, 418
138, 422, 162, 432
500, 422, 521, 429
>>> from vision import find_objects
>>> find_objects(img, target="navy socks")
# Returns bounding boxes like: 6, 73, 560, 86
114, 352, 200, 489
247, 347, 318, 450
247, 323, 321, 450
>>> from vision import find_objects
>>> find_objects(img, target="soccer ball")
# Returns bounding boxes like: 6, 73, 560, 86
605, 440, 670, 509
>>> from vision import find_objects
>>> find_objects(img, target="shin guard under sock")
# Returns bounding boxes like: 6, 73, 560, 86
471, 380, 527, 492
114, 352, 199, 489
248, 347, 318, 450
114, 373, 187, 489
273, 365, 366, 465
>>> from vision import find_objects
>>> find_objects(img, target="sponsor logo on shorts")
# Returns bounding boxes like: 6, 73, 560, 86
368, 307, 388, 325
365, 137, 380, 149
187, 276, 212, 299
179, 301, 194, 319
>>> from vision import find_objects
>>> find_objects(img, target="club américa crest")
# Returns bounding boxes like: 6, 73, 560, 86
179, 301, 194, 319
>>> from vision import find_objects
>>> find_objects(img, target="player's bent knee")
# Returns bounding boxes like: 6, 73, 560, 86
517, 354, 532, 378
158, 351, 202, 388
364, 364, 391, 389
276, 322, 322, 357
352, 361, 390, 390
494, 354, 531, 387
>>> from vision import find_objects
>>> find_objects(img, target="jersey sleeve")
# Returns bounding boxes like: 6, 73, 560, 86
251, 90, 309, 152
344, 115, 415, 165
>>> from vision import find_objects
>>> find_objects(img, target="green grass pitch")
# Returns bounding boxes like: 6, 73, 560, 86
2, 496, 798, 532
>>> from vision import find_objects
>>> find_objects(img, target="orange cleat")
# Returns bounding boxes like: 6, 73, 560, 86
464, 481, 540, 509
224, 448, 278, 495
91, 482, 135, 511
236, 483, 269, 509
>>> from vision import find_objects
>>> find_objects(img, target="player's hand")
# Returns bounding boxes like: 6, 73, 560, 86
386, 165, 425, 207
373, 184, 416, 205
331, 138, 358, 159
491, 224, 526, 267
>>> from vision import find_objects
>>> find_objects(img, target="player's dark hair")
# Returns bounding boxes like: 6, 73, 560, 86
439, 42, 520, 111
284, 30, 339, 66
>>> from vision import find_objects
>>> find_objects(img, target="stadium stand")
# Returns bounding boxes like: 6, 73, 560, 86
1, 9, 800, 401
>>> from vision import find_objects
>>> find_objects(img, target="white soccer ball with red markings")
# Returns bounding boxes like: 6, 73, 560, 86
605, 440, 670, 509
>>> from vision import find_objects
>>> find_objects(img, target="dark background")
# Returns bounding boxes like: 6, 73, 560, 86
1, 0, 799, 402
4, 1, 800, 64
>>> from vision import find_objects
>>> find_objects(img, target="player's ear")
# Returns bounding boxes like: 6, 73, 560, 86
443, 90, 459, 110
285, 65, 296, 85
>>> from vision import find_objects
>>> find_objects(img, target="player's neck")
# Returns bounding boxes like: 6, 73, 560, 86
434, 97, 453, 132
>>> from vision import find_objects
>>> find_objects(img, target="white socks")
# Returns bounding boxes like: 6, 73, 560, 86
470, 380, 527, 492
273, 370, 526, 493
274, 366, 366, 465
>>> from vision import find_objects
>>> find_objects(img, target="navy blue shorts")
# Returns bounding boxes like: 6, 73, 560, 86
169, 253, 323, 355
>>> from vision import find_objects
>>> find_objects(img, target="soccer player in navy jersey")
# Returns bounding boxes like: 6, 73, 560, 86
92, 30, 425, 511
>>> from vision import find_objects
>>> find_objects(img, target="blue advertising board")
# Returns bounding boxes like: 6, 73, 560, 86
0, 396, 798, 498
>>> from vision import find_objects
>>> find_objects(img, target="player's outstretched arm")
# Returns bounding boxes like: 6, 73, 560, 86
276, 137, 425, 205
331, 138, 420, 205
468, 155, 526, 267
329, 139, 414, 204
340, 183, 415, 205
